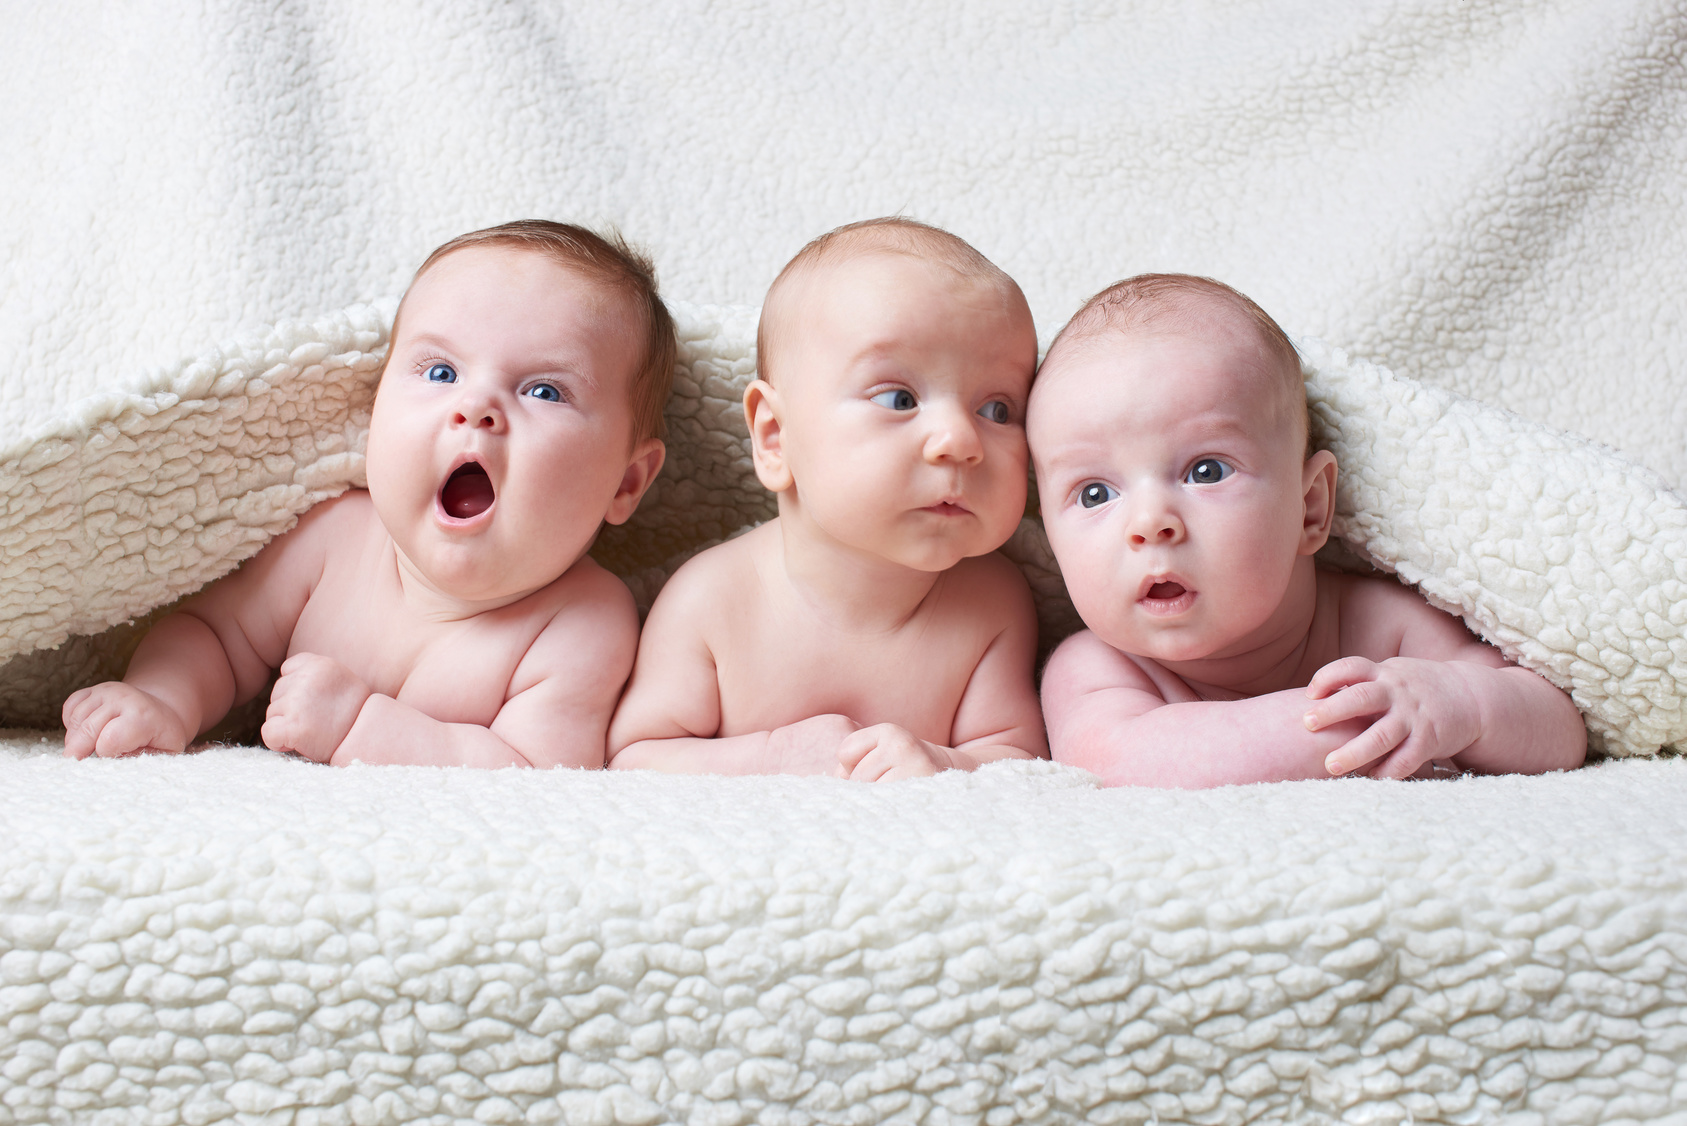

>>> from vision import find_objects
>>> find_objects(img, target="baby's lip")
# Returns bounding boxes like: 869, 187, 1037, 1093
922, 498, 972, 517
1136, 573, 1196, 614
438, 456, 496, 523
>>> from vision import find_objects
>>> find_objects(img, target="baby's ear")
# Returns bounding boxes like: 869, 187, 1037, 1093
1299, 449, 1338, 555
604, 437, 667, 526
744, 380, 794, 493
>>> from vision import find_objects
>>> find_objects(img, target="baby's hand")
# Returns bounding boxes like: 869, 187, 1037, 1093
836, 723, 954, 782
764, 713, 862, 775
263, 653, 372, 764
1304, 656, 1482, 780
61, 682, 192, 759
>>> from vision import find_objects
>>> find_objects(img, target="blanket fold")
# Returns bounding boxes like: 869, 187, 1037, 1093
5, 304, 1684, 757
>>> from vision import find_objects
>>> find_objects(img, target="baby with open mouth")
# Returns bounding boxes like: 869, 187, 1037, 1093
62, 221, 671, 767
1029, 273, 1587, 786
606, 218, 1048, 780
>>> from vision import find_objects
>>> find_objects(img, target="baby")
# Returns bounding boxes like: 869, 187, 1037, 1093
62, 220, 673, 768
607, 218, 1047, 780
1029, 273, 1587, 787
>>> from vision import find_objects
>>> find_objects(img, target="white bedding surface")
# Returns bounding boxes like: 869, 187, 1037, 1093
3, 735, 1684, 1125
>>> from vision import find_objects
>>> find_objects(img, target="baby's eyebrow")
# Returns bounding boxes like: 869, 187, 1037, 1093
1033, 444, 1113, 474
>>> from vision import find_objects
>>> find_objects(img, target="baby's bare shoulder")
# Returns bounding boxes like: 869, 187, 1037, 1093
512, 559, 642, 686
646, 526, 770, 625
1328, 571, 1499, 663
294, 489, 378, 541
1042, 630, 1168, 710
939, 551, 1034, 621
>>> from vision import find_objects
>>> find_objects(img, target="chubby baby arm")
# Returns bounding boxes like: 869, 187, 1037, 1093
63, 615, 235, 758
607, 555, 861, 776
62, 501, 329, 759
326, 572, 638, 769
1303, 582, 1585, 779
1042, 630, 1369, 788
837, 557, 1046, 781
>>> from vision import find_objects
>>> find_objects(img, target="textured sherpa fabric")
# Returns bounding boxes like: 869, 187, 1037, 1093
2, 736, 1685, 1126
1302, 339, 1687, 758
2, 2, 1685, 487
6, 4, 1687, 1123
3, 303, 1683, 757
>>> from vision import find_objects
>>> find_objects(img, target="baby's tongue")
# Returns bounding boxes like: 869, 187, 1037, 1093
442, 464, 495, 519
1148, 581, 1186, 599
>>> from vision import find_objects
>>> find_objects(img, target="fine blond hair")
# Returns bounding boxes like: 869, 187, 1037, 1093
1047, 273, 1308, 446
756, 217, 1025, 385
386, 220, 676, 443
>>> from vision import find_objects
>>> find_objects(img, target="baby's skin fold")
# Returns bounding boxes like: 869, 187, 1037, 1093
1028, 274, 1586, 787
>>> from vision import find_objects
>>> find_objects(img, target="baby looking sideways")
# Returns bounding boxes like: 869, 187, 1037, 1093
63, 220, 672, 768
1030, 274, 1587, 787
607, 218, 1048, 779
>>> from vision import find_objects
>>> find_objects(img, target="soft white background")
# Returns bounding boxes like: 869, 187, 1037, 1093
3, 0, 1684, 481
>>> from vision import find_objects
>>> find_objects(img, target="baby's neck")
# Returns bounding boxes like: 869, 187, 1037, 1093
388, 540, 549, 623
1159, 561, 1335, 698
773, 516, 946, 634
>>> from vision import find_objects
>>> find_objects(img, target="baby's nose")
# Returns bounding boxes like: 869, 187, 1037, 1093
452, 402, 504, 430
926, 409, 983, 462
1127, 503, 1185, 546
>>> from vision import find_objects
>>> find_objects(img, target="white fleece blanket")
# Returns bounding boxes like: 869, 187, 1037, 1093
5, 2, 1687, 1122
3, 738, 1686, 1126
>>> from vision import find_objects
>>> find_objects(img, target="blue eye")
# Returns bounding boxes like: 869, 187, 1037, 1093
977, 400, 1010, 424
870, 389, 917, 411
1078, 482, 1117, 509
424, 362, 456, 384
525, 382, 562, 403
1185, 459, 1233, 485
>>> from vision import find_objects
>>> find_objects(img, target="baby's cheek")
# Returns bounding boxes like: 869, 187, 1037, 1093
1057, 536, 1128, 635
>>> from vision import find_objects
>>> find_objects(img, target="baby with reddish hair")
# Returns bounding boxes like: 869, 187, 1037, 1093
64, 220, 672, 768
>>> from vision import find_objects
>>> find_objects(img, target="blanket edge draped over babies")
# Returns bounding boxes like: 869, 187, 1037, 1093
1, 299, 1683, 759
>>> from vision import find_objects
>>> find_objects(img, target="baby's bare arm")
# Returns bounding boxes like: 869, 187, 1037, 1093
1043, 631, 1365, 788
327, 574, 639, 769
62, 498, 335, 758
835, 557, 1046, 782
946, 560, 1047, 767
607, 554, 859, 776
1305, 579, 1585, 778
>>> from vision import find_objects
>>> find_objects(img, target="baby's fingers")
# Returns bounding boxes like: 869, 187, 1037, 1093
835, 729, 876, 774
846, 749, 897, 783
1325, 715, 1408, 777
1305, 656, 1381, 700
1304, 680, 1393, 731
94, 710, 174, 758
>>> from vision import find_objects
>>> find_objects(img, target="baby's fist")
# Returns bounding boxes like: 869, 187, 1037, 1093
62, 682, 191, 759
263, 653, 371, 764
765, 713, 861, 775
837, 723, 953, 782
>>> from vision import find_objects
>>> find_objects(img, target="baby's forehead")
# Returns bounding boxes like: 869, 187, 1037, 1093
770, 249, 1033, 371
1046, 303, 1299, 396
797, 245, 1017, 308
418, 245, 625, 307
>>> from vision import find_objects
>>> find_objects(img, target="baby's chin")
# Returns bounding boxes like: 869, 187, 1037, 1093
1089, 615, 1229, 665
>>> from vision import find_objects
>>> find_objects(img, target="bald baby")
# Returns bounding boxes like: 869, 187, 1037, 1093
608, 217, 1048, 780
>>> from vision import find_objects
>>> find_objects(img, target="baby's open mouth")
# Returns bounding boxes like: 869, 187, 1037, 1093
1147, 581, 1187, 600
441, 462, 495, 520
